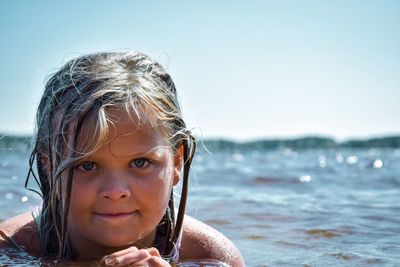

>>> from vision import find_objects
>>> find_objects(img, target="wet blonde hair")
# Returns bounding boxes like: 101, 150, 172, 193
25, 51, 196, 260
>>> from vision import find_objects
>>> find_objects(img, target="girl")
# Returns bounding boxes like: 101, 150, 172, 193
0, 51, 244, 266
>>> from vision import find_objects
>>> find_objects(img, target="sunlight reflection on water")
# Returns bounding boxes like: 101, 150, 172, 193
1, 148, 400, 266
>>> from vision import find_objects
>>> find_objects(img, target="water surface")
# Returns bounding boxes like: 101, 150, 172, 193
1, 147, 400, 266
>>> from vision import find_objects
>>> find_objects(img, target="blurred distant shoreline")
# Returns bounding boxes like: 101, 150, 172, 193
1, 134, 400, 151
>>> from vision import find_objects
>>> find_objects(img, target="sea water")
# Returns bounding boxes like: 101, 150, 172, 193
1, 147, 400, 266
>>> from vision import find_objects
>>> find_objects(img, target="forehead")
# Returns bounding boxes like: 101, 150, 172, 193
111, 108, 164, 142
76, 107, 168, 155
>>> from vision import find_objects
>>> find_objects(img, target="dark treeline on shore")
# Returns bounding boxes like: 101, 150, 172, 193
0, 135, 32, 151
200, 136, 400, 151
1, 134, 400, 152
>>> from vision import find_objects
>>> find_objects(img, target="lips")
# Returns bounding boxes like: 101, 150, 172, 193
94, 211, 136, 219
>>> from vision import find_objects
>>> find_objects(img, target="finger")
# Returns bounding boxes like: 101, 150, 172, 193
115, 249, 151, 266
147, 255, 170, 267
129, 256, 169, 267
146, 247, 161, 257
115, 247, 161, 265
103, 246, 139, 265
109, 246, 139, 257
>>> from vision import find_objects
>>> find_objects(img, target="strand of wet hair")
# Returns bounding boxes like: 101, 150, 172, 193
57, 98, 93, 258
25, 147, 43, 197
167, 135, 196, 258
43, 91, 86, 257
59, 107, 90, 258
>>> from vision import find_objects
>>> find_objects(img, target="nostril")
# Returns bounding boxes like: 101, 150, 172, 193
99, 176, 131, 200
101, 187, 131, 200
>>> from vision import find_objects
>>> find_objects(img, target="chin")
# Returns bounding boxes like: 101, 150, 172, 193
96, 233, 139, 248
91, 224, 155, 250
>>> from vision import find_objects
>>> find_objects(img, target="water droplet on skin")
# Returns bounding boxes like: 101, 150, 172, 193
11, 176, 18, 180
5, 192, 13, 199
21, 196, 29, 202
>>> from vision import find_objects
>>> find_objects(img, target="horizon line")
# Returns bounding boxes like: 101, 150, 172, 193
2, 131, 400, 143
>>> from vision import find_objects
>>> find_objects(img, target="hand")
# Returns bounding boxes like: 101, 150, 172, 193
102, 246, 170, 267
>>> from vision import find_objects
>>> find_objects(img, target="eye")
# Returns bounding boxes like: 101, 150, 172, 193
130, 158, 150, 168
77, 162, 96, 171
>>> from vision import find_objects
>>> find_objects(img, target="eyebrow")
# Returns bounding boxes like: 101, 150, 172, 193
142, 146, 170, 156
101, 145, 170, 159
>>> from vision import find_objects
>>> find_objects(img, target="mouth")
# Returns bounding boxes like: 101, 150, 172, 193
94, 211, 137, 219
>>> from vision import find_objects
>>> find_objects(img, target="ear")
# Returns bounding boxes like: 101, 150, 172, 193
173, 144, 184, 186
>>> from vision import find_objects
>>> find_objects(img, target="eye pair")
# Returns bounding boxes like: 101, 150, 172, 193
77, 158, 149, 171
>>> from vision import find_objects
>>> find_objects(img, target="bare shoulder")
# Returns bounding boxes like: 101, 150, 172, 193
0, 212, 39, 255
180, 215, 245, 266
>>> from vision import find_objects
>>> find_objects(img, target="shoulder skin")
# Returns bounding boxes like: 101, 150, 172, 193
180, 215, 245, 266
0, 213, 246, 266
0, 212, 40, 255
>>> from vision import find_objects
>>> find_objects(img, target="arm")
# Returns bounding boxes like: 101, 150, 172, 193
180, 215, 245, 266
0, 229, 10, 248
0, 212, 40, 255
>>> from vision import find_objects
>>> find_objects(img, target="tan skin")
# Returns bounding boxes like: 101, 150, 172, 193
0, 109, 245, 266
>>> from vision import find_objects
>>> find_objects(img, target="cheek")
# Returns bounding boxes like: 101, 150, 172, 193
139, 165, 175, 206
58, 174, 85, 217
68, 181, 95, 219
70, 179, 94, 201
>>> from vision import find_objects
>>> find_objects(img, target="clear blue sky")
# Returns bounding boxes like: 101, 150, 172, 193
1, 0, 399, 141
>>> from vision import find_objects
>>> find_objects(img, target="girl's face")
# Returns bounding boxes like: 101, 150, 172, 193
66, 108, 181, 258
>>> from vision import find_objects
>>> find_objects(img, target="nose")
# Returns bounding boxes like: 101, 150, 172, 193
99, 174, 131, 201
